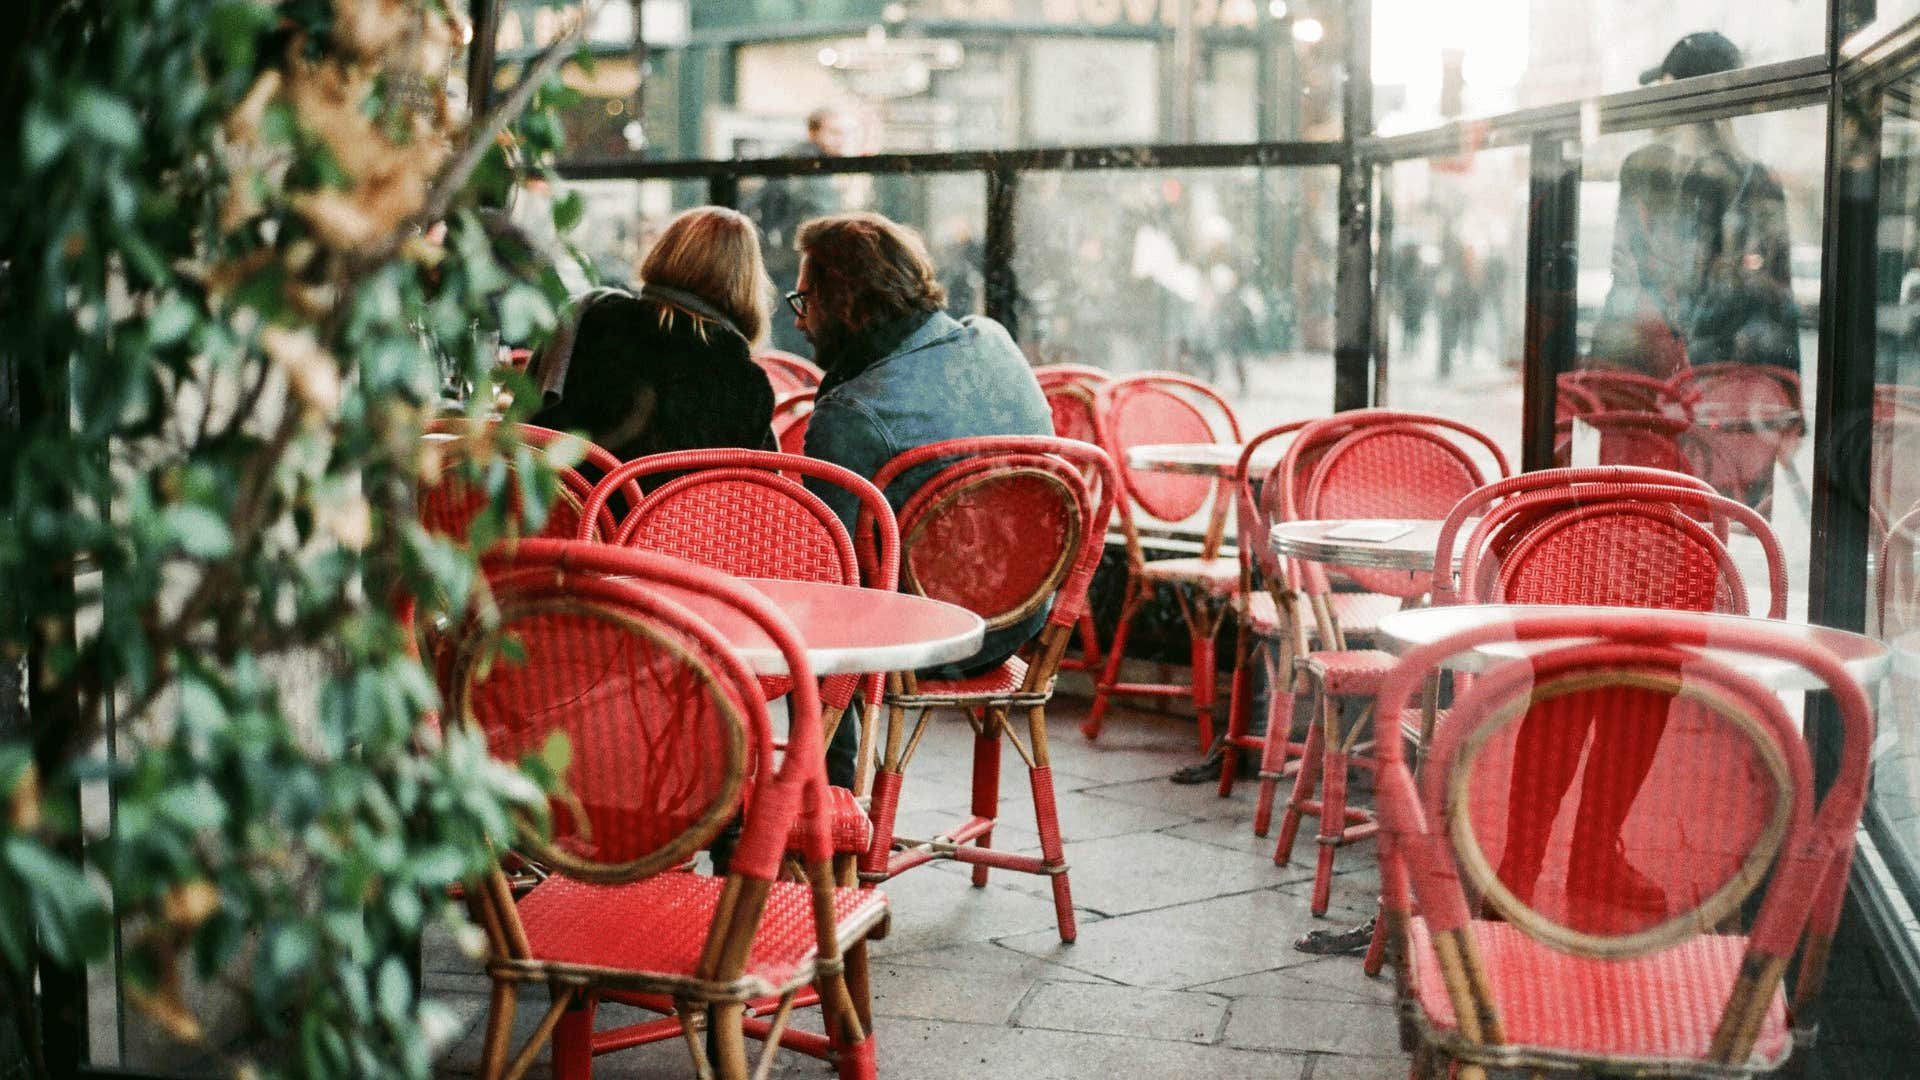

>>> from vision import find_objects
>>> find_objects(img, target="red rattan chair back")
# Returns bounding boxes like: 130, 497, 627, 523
420, 420, 627, 544
754, 350, 824, 397
868, 436, 1116, 638
1669, 363, 1804, 499
459, 542, 815, 883
1040, 373, 1105, 448
1094, 373, 1240, 561
1553, 410, 1697, 474
1558, 369, 1696, 417
772, 390, 816, 457
1233, 421, 1316, 592
1459, 483, 1784, 618
1373, 611, 1872, 1068
1430, 467, 1717, 605
582, 448, 898, 593
1299, 422, 1489, 598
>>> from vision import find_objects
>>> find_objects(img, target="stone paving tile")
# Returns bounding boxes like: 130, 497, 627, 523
879, 940, 1116, 984
1305, 1051, 1415, 1080
1014, 981, 1229, 1045
1223, 998, 1404, 1058
991, 831, 1299, 916
1194, 957, 1396, 1006
1163, 807, 1291, 857
1076, 774, 1264, 822
868, 855, 1081, 955
872, 1017, 1309, 1079
998, 887, 1332, 990
869, 962, 1037, 1025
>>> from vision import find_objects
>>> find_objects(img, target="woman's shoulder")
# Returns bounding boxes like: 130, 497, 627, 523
633, 298, 754, 362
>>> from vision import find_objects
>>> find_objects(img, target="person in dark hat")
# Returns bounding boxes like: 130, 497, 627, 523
1588, 31, 1801, 380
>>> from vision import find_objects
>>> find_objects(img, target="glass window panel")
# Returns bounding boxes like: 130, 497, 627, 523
540, 178, 697, 291
1564, 105, 1825, 623
1374, 0, 1823, 135
738, 172, 987, 356
1869, 90, 1920, 877
1377, 147, 1531, 466
1010, 166, 1339, 429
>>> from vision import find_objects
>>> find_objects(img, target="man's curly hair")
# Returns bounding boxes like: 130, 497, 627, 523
795, 212, 947, 348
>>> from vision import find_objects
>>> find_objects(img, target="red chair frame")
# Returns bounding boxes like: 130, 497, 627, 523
1373, 611, 1872, 1078
422, 419, 635, 544
1084, 372, 1244, 749
1036, 365, 1111, 674
854, 436, 1117, 944
459, 540, 886, 1080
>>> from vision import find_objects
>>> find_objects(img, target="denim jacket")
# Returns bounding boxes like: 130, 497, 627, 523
803, 311, 1054, 671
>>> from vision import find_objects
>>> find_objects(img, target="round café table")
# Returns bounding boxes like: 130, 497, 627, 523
1375, 604, 1890, 691
1269, 519, 1464, 574
658, 577, 985, 676
1126, 441, 1285, 479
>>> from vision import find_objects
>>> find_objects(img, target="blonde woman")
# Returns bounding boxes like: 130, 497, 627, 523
529, 207, 777, 470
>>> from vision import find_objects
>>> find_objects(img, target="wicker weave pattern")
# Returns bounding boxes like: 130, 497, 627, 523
901, 465, 1081, 629
1498, 505, 1743, 615
1372, 612, 1876, 1076
623, 470, 855, 585
1407, 919, 1791, 1064
1304, 424, 1484, 598
518, 873, 886, 994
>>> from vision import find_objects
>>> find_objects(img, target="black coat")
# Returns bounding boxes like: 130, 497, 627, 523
528, 293, 776, 468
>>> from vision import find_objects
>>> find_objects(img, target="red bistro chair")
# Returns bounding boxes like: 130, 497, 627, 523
1373, 611, 1872, 1079
1217, 421, 1410, 823
1669, 363, 1808, 511
420, 419, 634, 544
459, 540, 887, 1080
1036, 365, 1111, 674
772, 390, 817, 457
1557, 368, 1697, 418
580, 449, 899, 804
1270, 413, 1506, 913
1554, 409, 1699, 476
1084, 373, 1243, 749
856, 436, 1116, 945
756, 350, 825, 398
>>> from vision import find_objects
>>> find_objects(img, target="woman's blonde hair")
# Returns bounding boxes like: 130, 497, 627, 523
639, 206, 773, 347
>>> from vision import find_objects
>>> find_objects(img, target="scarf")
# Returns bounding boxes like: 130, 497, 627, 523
815, 309, 935, 399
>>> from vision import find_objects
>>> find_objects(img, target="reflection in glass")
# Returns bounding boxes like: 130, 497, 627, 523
1871, 90, 1920, 875
1374, 3, 1822, 135
740, 172, 987, 359
1011, 167, 1338, 429
1561, 105, 1824, 623
1379, 148, 1530, 465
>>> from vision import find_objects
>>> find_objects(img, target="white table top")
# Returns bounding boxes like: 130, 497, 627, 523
1689, 402, 1804, 434
663, 577, 986, 676
1270, 519, 1459, 573
1126, 442, 1283, 479
1376, 605, 1889, 691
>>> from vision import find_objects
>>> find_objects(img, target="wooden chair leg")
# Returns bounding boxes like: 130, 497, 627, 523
844, 939, 874, 1030
1220, 623, 1255, 798
1274, 692, 1327, 866
1185, 600, 1220, 752
1085, 579, 1144, 740
970, 708, 1004, 887
1312, 701, 1351, 916
712, 1002, 750, 1080
479, 980, 518, 1080
551, 993, 596, 1080
1028, 702, 1076, 943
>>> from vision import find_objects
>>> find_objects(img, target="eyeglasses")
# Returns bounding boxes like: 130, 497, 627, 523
784, 290, 809, 317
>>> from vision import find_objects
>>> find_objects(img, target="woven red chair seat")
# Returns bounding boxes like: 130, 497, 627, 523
1302, 648, 1397, 694
888, 656, 1048, 707
1139, 556, 1241, 594
1408, 918, 1790, 1068
517, 874, 888, 998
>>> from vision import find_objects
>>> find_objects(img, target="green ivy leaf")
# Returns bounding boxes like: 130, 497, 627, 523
73, 88, 141, 150
160, 504, 233, 559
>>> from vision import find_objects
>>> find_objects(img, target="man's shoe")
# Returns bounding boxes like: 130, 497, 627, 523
1169, 749, 1259, 785
1294, 917, 1377, 955
1169, 749, 1226, 785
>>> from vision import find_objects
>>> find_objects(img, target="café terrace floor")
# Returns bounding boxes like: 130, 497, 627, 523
424, 696, 1920, 1080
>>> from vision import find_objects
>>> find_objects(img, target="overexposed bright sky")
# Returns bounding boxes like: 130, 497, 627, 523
1372, 0, 1530, 94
